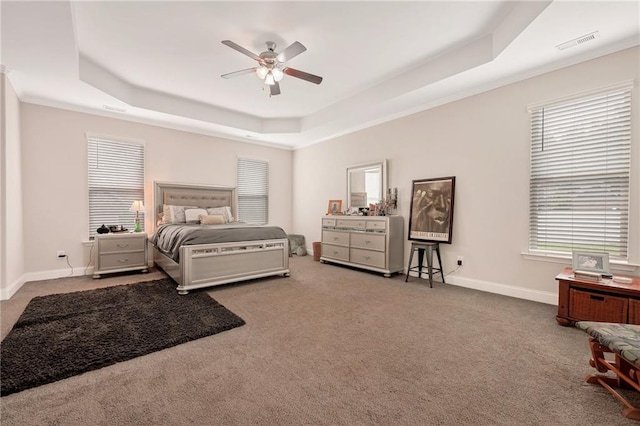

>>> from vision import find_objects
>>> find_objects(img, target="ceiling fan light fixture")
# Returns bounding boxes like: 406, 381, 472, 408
272, 68, 284, 82
264, 72, 275, 85
256, 66, 268, 79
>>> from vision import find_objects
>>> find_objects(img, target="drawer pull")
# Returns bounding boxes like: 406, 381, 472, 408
365, 240, 371, 244
590, 295, 605, 301
117, 244, 129, 248
364, 256, 371, 260
333, 237, 339, 240
117, 259, 129, 263
333, 251, 339, 255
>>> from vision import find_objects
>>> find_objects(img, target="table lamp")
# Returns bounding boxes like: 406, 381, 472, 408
129, 200, 144, 232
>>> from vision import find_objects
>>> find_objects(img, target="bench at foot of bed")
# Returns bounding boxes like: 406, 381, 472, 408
577, 321, 640, 420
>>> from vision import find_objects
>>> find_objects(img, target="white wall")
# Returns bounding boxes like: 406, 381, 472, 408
0, 74, 25, 298
293, 46, 640, 304
19, 104, 292, 281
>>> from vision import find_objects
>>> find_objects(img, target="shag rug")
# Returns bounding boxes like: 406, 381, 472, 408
0, 278, 245, 396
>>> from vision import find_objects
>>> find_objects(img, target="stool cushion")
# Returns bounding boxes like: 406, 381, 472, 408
576, 322, 640, 368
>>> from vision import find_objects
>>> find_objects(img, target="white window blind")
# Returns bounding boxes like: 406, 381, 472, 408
237, 158, 268, 225
88, 137, 145, 238
529, 87, 631, 260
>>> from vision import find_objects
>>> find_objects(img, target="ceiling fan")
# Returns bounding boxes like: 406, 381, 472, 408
221, 40, 323, 96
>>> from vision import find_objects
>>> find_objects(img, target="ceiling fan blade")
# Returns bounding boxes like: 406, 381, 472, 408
270, 82, 281, 96
221, 68, 257, 79
221, 40, 260, 61
283, 67, 323, 85
276, 41, 306, 62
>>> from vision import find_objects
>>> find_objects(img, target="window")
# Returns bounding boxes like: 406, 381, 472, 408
88, 137, 145, 238
237, 158, 268, 225
529, 86, 631, 260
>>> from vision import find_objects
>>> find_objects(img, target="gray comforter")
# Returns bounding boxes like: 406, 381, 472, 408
150, 223, 288, 262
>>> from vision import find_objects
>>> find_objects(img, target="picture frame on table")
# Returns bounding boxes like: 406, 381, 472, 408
408, 176, 455, 243
572, 251, 610, 274
327, 200, 343, 215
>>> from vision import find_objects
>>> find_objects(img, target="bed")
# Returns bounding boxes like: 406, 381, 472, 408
150, 181, 290, 294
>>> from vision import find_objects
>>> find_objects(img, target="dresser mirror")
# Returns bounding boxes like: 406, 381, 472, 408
347, 160, 387, 209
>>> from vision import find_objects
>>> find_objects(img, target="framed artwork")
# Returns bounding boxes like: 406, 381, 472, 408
572, 251, 610, 274
408, 176, 455, 243
327, 199, 343, 215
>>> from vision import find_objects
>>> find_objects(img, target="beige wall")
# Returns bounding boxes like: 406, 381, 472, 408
293, 46, 640, 304
1, 74, 24, 298
19, 105, 293, 280
7, 46, 639, 303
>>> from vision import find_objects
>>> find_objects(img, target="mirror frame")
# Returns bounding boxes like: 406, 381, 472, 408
346, 160, 387, 210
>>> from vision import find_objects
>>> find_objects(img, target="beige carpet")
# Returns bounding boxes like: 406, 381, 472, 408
1, 257, 637, 425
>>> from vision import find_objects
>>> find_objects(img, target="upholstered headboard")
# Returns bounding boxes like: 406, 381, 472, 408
153, 181, 237, 228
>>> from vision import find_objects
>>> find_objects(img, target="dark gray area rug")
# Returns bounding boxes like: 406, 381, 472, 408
0, 278, 245, 396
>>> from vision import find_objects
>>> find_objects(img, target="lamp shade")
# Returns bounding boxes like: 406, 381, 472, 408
129, 200, 144, 212
256, 67, 268, 79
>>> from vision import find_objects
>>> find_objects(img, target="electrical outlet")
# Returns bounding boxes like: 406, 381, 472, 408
57, 250, 66, 258
457, 256, 463, 266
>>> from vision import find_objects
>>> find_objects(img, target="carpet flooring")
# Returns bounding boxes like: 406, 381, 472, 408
0, 278, 245, 396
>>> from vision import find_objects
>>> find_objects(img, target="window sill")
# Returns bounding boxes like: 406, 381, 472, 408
521, 251, 639, 273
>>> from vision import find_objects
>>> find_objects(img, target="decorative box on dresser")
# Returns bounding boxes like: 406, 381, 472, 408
556, 267, 640, 326
321, 215, 404, 277
93, 232, 148, 278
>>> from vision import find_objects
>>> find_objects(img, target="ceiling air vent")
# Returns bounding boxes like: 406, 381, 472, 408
556, 31, 600, 51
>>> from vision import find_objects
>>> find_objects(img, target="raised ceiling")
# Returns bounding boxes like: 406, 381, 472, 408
2, 1, 639, 149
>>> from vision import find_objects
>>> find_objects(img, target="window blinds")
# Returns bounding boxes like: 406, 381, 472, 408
88, 137, 145, 237
529, 87, 631, 259
237, 158, 269, 225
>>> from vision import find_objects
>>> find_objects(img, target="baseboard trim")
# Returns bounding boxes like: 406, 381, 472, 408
22, 267, 88, 285
1, 275, 26, 300
406, 271, 556, 305
445, 275, 557, 305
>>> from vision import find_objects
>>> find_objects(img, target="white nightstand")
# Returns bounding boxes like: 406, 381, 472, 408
93, 232, 148, 278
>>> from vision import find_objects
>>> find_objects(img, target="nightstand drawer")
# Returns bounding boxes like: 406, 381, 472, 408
98, 252, 147, 270
98, 236, 146, 253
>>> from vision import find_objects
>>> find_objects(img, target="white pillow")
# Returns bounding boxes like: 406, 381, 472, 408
184, 208, 208, 224
207, 206, 234, 223
163, 205, 197, 224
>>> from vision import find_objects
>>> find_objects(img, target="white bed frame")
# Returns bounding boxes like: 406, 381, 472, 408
152, 182, 290, 294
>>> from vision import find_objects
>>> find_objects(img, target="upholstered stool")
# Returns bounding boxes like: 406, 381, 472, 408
405, 242, 444, 287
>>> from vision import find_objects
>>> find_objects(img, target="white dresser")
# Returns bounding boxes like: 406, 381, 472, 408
93, 233, 148, 278
320, 215, 404, 277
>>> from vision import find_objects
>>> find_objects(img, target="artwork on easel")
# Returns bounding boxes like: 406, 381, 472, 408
408, 176, 455, 243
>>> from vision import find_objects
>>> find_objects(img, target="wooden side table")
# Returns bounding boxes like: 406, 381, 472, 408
93, 232, 148, 278
555, 267, 640, 326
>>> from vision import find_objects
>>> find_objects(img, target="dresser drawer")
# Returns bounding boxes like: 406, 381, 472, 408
322, 218, 336, 227
322, 244, 349, 261
98, 236, 146, 253
98, 251, 147, 270
337, 219, 365, 229
350, 233, 385, 251
366, 220, 386, 231
569, 288, 628, 323
322, 230, 349, 246
350, 248, 386, 269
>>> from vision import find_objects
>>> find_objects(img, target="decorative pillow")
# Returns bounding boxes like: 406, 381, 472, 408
206, 206, 234, 223
163, 205, 198, 224
184, 208, 208, 224
200, 214, 226, 225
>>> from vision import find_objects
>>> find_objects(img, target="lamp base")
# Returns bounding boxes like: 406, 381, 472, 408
134, 220, 141, 233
